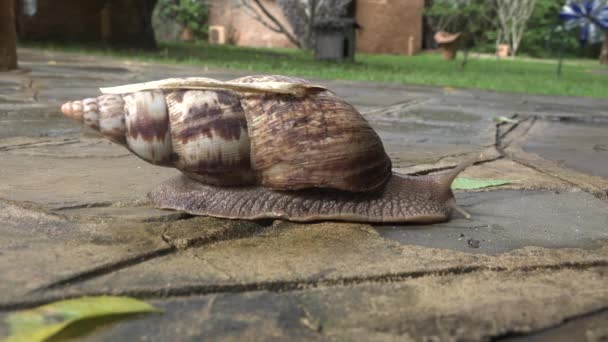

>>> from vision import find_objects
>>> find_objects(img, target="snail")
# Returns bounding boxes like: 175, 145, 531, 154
61, 75, 472, 223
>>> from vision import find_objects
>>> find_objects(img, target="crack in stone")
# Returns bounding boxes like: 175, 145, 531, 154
5, 259, 607, 312
491, 305, 608, 341
543, 114, 608, 125
494, 115, 608, 199
405, 154, 499, 176
161, 220, 270, 250
28, 246, 177, 294
39, 153, 133, 159
505, 145, 608, 200
28, 220, 271, 294
495, 115, 536, 155
402, 113, 533, 177
0, 139, 80, 151
362, 98, 432, 117
140, 212, 194, 223
53, 201, 116, 211
509, 158, 587, 192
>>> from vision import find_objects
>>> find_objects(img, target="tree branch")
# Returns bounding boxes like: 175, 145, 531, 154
240, 1, 282, 33
495, 0, 536, 56
250, 0, 302, 48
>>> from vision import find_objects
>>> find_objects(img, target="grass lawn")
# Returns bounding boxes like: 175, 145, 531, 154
23, 41, 608, 98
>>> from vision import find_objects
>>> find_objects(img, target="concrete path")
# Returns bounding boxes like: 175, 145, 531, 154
1, 48, 607, 341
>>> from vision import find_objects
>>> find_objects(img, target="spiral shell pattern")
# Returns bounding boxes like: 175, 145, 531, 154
61, 75, 392, 191
232, 75, 391, 192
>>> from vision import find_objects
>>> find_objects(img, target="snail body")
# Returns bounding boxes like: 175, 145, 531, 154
62, 75, 470, 223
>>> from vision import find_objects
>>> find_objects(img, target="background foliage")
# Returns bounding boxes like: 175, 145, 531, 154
425, 0, 494, 51
426, 0, 604, 58
153, 0, 209, 41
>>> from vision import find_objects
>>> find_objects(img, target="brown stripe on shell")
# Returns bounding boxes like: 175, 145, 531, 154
176, 116, 247, 144
82, 98, 100, 130
123, 90, 173, 165
186, 102, 223, 121
166, 89, 255, 186
192, 149, 252, 171
216, 90, 242, 106
184, 150, 255, 186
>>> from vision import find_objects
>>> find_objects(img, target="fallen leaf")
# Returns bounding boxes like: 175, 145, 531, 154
452, 177, 511, 190
3, 296, 160, 342
47, 60, 57, 65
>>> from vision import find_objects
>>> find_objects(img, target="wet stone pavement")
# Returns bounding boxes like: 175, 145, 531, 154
1, 48, 608, 341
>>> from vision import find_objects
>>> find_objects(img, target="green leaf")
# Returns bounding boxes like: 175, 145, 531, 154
3, 296, 161, 342
452, 177, 511, 190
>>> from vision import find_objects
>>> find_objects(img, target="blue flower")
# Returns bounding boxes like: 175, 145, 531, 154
560, 0, 608, 45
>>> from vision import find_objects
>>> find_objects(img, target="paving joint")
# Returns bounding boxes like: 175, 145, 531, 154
506, 146, 608, 200
495, 115, 537, 154
492, 306, 608, 341
8, 258, 608, 313
406, 113, 534, 176
494, 115, 608, 199
28, 218, 273, 293
28, 246, 178, 294
0, 138, 80, 151
53, 201, 116, 211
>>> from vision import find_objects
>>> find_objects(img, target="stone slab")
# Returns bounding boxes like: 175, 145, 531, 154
375, 190, 608, 255
523, 120, 608, 179
0, 103, 80, 139
503, 310, 608, 342
0, 202, 267, 304
2, 266, 606, 341
0, 199, 169, 302
364, 102, 496, 167
17, 221, 606, 306
0, 137, 179, 208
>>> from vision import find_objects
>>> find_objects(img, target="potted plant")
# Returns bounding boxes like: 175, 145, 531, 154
425, 0, 493, 65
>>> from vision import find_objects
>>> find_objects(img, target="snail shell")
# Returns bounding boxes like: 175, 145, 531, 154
62, 75, 470, 223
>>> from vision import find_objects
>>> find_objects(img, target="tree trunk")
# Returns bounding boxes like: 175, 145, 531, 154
600, 34, 608, 65
133, 0, 158, 50
0, 0, 18, 71
305, 0, 317, 50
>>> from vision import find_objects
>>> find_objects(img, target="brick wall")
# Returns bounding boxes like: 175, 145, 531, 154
208, 0, 296, 48
355, 0, 424, 55
208, 0, 424, 55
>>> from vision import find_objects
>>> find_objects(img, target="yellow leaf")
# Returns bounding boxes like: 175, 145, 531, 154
3, 296, 161, 342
